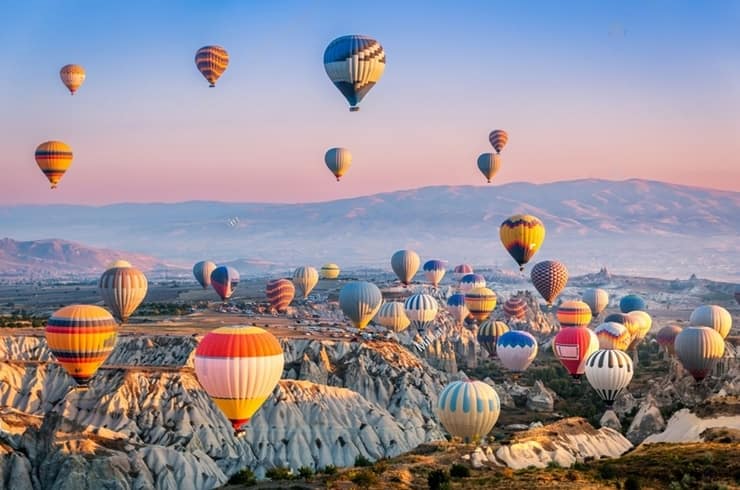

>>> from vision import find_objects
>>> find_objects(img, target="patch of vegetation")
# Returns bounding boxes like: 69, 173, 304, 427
320, 464, 337, 475
297, 466, 314, 479
133, 302, 191, 317
449, 463, 470, 478
349, 469, 378, 488
265, 466, 294, 481
624, 475, 642, 490
0, 311, 47, 328
228, 468, 256, 486
354, 454, 373, 467
427, 468, 451, 490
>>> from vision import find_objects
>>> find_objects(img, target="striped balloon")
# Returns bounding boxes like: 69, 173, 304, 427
320, 263, 341, 279
194, 326, 283, 431
339, 281, 382, 329
502, 297, 528, 321
375, 302, 411, 333
391, 249, 420, 286
477, 153, 501, 183
582, 288, 609, 317
556, 300, 592, 328
446, 293, 470, 325
619, 294, 646, 313
323, 35, 386, 111
626, 311, 652, 350
477, 320, 509, 357
499, 215, 545, 271
674, 326, 725, 381
453, 264, 474, 280
657, 324, 682, 356
193, 261, 217, 289
98, 265, 148, 323
488, 129, 509, 153
689, 305, 732, 339
437, 380, 501, 442
404, 293, 439, 331
324, 147, 352, 181
45, 305, 118, 385
195, 45, 229, 87
459, 273, 486, 293
496, 331, 538, 372
464, 287, 497, 321
531, 260, 568, 306
35, 141, 73, 189
292, 266, 319, 299
423, 259, 447, 287
552, 327, 599, 378
60, 64, 86, 95
266, 279, 295, 313
211, 266, 240, 301
594, 322, 631, 351
584, 349, 634, 406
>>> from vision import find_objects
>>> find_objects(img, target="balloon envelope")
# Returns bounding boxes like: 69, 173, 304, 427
552, 327, 599, 378
437, 380, 500, 442
656, 325, 682, 356
423, 259, 447, 287
446, 293, 470, 325
404, 293, 439, 331
500, 215, 545, 271
497, 331, 538, 372
464, 287, 497, 321
594, 322, 631, 351
292, 266, 319, 299
674, 326, 725, 381
556, 300, 592, 328
488, 129, 509, 153
339, 282, 382, 329
585, 349, 634, 406
98, 266, 148, 323
324, 147, 352, 181
477, 153, 501, 183
689, 305, 732, 339
453, 264, 474, 280
531, 260, 568, 306
35, 141, 73, 189
502, 297, 528, 321
266, 279, 295, 312
582, 288, 609, 316
477, 320, 509, 357
320, 263, 340, 279
60, 64, 86, 94
193, 261, 217, 289
619, 294, 646, 313
459, 273, 486, 293
323, 34, 386, 111
195, 45, 229, 87
391, 250, 420, 285
375, 302, 411, 333
211, 266, 240, 300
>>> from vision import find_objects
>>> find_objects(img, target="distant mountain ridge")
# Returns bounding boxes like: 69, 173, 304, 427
0, 179, 737, 280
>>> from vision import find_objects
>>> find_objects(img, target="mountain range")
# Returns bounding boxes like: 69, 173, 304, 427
0, 179, 738, 281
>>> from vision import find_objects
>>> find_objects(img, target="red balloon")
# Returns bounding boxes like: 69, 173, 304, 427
552, 327, 598, 379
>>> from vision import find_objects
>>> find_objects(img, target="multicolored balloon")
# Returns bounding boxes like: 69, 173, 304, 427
60, 64, 86, 95
194, 326, 283, 431
375, 302, 411, 333
584, 349, 634, 406
556, 300, 592, 328
488, 129, 509, 153
404, 293, 439, 331
459, 273, 486, 293
674, 326, 725, 381
292, 266, 319, 299
502, 296, 528, 321
211, 266, 240, 301
391, 249, 420, 286
477, 153, 501, 183
552, 327, 599, 379
266, 279, 295, 313
339, 281, 382, 329
436, 379, 501, 442
477, 320, 509, 357
98, 264, 148, 324
656, 325, 682, 356
500, 215, 545, 271
423, 259, 447, 287
323, 35, 385, 111
45, 305, 118, 385
619, 294, 646, 313
453, 264, 474, 280
195, 45, 229, 87
594, 322, 631, 351
320, 263, 341, 279
497, 331, 538, 372
582, 288, 609, 317
35, 141, 73, 189
531, 260, 568, 306
689, 305, 732, 339
193, 261, 217, 289
446, 293, 470, 325
626, 311, 652, 351
464, 287, 497, 321
324, 147, 352, 181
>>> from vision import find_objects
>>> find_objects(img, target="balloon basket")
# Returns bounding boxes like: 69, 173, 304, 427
349, 106, 359, 112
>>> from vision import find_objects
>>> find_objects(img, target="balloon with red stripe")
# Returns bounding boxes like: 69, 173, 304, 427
266, 279, 295, 313
556, 300, 592, 328
502, 296, 528, 321
552, 327, 599, 379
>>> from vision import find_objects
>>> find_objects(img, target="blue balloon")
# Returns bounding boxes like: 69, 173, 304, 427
619, 294, 646, 313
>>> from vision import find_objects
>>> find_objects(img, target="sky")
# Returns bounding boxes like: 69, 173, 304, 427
1, 0, 738, 205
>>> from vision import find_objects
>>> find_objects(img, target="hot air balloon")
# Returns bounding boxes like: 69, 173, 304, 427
391, 249, 420, 286
107, 260, 132, 269
552, 327, 599, 379
477, 320, 509, 357
626, 311, 652, 351
266, 279, 295, 313
98, 264, 148, 324
211, 266, 240, 301
594, 322, 631, 351
656, 325, 682, 356
45, 305, 118, 385
735, 288, 740, 305
292, 266, 319, 299
339, 281, 382, 329
453, 264, 474, 280
323, 34, 385, 111
582, 288, 609, 317
604, 312, 630, 325
60, 64, 86, 95
436, 379, 501, 442
375, 302, 411, 333
324, 147, 352, 181
423, 260, 447, 287
502, 296, 528, 321
497, 331, 538, 373
619, 294, 646, 313
477, 153, 501, 183
689, 305, 732, 339
320, 263, 341, 279
194, 326, 283, 431
488, 129, 508, 153
556, 300, 593, 328
500, 215, 545, 271
35, 141, 73, 189
465, 287, 497, 321
193, 261, 217, 289
459, 273, 486, 293
531, 260, 568, 306
404, 293, 439, 331
584, 349, 634, 406
195, 45, 229, 87
446, 293, 470, 325
674, 327, 725, 381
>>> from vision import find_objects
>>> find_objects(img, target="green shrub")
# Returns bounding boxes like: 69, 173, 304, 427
297, 466, 314, 479
599, 463, 617, 480
321, 464, 337, 475
265, 466, 293, 481
350, 469, 378, 488
547, 460, 562, 470
624, 476, 642, 490
228, 468, 256, 486
450, 463, 470, 478
428, 468, 451, 490
355, 454, 373, 467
